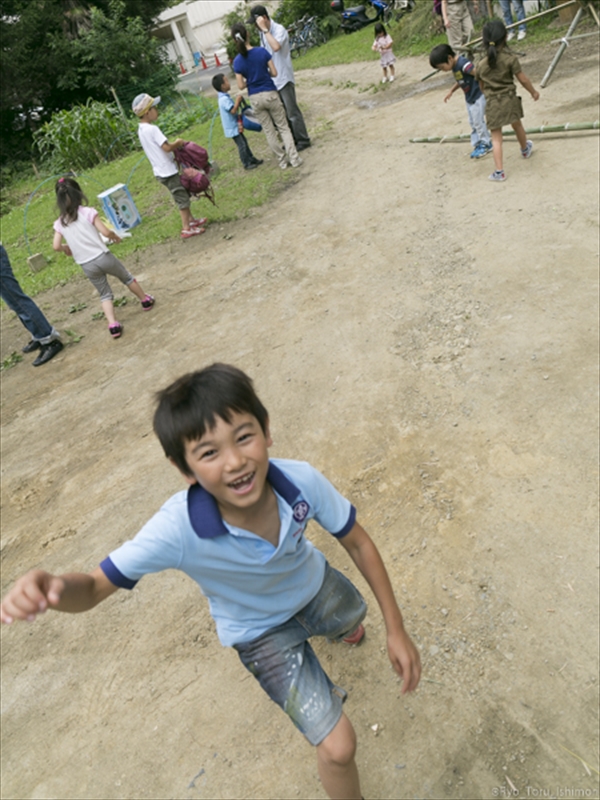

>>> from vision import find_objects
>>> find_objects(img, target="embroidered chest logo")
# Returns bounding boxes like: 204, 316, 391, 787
292, 501, 309, 522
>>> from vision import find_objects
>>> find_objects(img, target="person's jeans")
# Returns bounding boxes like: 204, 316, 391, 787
499, 0, 526, 33
232, 132, 257, 168
0, 245, 58, 344
467, 94, 491, 147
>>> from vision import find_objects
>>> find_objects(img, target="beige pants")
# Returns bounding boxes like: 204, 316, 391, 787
250, 90, 300, 168
446, 1, 474, 51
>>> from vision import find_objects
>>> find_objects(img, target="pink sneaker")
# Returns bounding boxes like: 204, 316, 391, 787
342, 624, 365, 645
109, 322, 123, 339
141, 294, 155, 310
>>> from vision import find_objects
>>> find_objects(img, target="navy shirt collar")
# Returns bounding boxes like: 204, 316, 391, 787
187, 461, 302, 539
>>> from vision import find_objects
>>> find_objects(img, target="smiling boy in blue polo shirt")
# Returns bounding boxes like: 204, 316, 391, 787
0, 363, 421, 800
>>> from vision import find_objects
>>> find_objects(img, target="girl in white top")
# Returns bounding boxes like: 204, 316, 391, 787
53, 177, 154, 339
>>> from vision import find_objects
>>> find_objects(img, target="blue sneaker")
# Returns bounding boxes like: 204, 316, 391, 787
470, 143, 483, 159
475, 142, 493, 158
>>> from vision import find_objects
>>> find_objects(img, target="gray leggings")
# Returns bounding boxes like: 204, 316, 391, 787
81, 251, 134, 302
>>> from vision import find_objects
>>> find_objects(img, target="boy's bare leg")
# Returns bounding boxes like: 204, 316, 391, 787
511, 119, 527, 149
316, 713, 362, 800
491, 128, 504, 171
180, 207, 193, 231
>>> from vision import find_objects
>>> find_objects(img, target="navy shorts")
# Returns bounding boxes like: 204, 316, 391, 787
234, 562, 367, 745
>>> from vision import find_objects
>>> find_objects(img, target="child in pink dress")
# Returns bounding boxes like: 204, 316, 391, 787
372, 23, 396, 83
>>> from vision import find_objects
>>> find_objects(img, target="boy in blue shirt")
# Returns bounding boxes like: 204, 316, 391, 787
1, 363, 421, 800
430, 43, 492, 159
212, 73, 263, 171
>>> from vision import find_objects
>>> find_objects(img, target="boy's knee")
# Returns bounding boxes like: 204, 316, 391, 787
317, 715, 356, 767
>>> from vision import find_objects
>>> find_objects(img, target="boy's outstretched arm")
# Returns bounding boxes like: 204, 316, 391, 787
339, 522, 421, 693
1, 567, 118, 625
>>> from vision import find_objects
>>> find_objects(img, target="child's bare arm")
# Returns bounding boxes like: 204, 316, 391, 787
93, 216, 121, 243
516, 71, 540, 101
161, 138, 185, 153
444, 83, 460, 103
52, 230, 72, 257
1, 567, 118, 625
339, 521, 421, 693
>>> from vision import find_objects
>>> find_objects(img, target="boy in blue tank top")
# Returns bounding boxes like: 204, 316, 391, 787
430, 43, 493, 159
1, 363, 421, 800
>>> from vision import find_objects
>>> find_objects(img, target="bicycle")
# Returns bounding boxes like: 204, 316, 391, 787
288, 15, 327, 58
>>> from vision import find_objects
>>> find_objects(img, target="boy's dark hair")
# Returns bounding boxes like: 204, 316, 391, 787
482, 19, 507, 69
212, 73, 226, 92
55, 176, 88, 225
429, 43, 455, 69
231, 22, 249, 57
153, 363, 269, 476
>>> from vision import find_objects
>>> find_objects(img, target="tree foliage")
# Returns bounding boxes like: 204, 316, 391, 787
0, 0, 174, 166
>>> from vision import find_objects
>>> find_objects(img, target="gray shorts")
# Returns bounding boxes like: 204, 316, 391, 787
234, 562, 367, 746
81, 251, 134, 302
157, 173, 190, 210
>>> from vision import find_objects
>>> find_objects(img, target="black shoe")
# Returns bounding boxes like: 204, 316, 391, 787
296, 142, 311, 152
252, 159, 264, 165
245, 163, 259, 170
22, 339, 41, 353
32, 339, 64, 366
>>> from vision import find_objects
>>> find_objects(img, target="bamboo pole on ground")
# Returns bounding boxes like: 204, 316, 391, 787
409, 121, 599, 143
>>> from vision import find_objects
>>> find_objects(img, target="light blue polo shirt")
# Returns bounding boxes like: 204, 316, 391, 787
100, 459, 356, 647
217, 92, 239, 139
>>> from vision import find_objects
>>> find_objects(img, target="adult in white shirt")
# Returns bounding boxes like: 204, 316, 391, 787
247, 4, 311, 151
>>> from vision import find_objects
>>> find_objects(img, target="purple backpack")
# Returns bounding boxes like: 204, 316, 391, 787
174, 142, 215, 204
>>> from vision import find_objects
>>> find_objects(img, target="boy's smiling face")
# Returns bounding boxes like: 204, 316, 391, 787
180, 411, 273, 518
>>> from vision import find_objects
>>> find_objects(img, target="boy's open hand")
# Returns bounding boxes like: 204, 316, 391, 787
0, 570, 64, 624
387, 628, 421, 694
444, 90, 453, 103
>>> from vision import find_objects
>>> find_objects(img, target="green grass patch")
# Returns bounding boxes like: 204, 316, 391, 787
2, 110, 297, 297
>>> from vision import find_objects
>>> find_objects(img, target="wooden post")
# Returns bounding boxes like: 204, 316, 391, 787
557, 0, 579, 24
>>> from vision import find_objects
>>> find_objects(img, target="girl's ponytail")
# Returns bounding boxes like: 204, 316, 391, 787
55, 177, 87, 226
231, 23, 248, 57
482, 19, 507, 70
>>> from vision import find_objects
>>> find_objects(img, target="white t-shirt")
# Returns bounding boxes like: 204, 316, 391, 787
53, 206, 107, 265
137, 122, 177, 178
259, 20, 294, 91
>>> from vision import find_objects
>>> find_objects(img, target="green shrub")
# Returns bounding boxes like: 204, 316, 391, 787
34, 100, 134, 172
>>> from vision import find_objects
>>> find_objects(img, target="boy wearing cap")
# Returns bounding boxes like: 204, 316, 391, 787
132, 93, 206, 240
248, 5, 311, 151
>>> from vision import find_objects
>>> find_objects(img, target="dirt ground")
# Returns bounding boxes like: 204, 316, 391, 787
1, 40, 599, 800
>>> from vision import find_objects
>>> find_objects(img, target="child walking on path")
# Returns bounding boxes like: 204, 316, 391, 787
476, 19, 539, 182
1, 363, 421, 800
430, 43, 492, 159
372, 22, 396, 83
132, 93, 207, 239
53, 177, 154, 340
212, 73, 264, 171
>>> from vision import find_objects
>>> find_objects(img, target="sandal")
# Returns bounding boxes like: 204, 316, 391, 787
190, 217, 207, 228
181, 227, 205, 239
342, 624, 365, 645
109, 322, 123, 339
141, 294, 155, 310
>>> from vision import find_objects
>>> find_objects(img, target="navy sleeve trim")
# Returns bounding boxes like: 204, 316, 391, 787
331, 505, 357, 539
100, 557, 138, 590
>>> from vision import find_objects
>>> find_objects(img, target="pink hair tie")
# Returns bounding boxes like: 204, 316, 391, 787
58, 177, 65, 183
